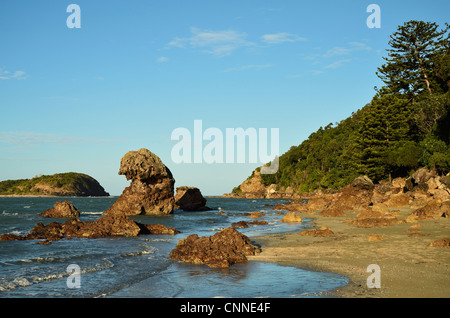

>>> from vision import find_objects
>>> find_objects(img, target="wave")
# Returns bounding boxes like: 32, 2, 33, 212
81, 211, 103, 215
0, 258, 115, 293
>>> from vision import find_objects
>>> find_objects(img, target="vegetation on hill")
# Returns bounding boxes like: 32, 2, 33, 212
236, 20, 450, 194
0, 172, 110, 196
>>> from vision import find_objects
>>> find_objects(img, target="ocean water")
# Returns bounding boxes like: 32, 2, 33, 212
0, 197, 348, 298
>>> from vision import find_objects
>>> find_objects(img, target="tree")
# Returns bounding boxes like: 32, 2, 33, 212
377, 21, 449, 98
358, 94, 413, 181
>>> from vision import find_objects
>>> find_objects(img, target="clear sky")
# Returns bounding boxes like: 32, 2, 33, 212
1, 0, 449, 195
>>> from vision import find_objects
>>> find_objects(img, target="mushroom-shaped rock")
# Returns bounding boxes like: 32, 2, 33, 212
104, 148, 175, 216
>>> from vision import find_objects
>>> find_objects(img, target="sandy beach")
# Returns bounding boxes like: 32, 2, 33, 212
248, 207, 450, 298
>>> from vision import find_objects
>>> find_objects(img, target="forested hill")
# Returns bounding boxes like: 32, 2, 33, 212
0, 172, 110, 197
234, 20, 450, 195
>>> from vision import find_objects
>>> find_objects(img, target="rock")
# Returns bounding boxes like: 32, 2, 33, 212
272, 201, 309, 212
248, 211, 265, 218
232, 220, 268, 228
412, 168, 437, 184
411, 199, 449, 220
104, 148, 175, 216
136, 223, 180, 235
319, 206, 346, 217
280, 211, 303, 223
0, 233, 27, 241
391, 177, 406, 189
428, 238, 450, 248
168, 227, 260, 268
304, 196, 333, 211
350, 175, 375, 191
39, 201, 81, 218
368, 234, 385, 241
371, 203, 389, 214
174, 186, 211, 211
321, 176, 374, 213
350, 217, 405, 228
298, 226, 334, 237
232, 221, 249, 228
28, 214, 141, 239
0, 214, 181, 241
357, 207, 384, 219
384, 193, 410, 208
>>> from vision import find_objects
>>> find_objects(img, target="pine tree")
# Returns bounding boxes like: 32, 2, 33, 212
358, 94, 414, 181
376, 21, 448, 98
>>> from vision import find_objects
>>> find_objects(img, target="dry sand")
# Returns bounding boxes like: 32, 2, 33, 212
248, 207, 450, 298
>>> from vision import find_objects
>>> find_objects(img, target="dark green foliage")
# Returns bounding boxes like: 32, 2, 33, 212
254, 20, 450, 194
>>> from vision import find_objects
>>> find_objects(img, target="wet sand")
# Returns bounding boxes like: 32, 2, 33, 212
248, 208, 450, 298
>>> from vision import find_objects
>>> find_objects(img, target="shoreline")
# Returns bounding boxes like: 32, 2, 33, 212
248, 208, 450, 298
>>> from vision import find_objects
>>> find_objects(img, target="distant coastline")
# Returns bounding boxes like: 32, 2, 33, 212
0, 172, 110, 197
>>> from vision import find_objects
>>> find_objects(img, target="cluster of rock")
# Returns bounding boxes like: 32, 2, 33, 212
223, 170, 299, 199
103, 148, 211, 215
0, 213, 178, 243
168, 227, 261, 268
272, 168, 450, 228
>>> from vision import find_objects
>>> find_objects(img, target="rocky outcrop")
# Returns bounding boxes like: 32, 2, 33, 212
223, 169, 301, 199
174, 186, 211, 211
39, 201, 80, 218
0, 214, 180, 242
104, 148, 175, 216
168, 227, 261, 268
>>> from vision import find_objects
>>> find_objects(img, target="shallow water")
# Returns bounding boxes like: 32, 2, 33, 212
0, 197, 348, 297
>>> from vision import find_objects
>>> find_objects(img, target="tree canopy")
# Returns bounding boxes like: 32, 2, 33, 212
247, 20, 450, 194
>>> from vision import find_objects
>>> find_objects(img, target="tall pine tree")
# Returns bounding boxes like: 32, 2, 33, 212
376, 21, 448, 98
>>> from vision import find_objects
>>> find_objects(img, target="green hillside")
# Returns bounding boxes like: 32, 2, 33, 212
239, 20, 450, 194
0, 172, 110, 196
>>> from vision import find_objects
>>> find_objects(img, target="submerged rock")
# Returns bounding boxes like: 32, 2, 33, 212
39, 201, 81, 218
104, 148, 175, 216
169, 227, 260, 268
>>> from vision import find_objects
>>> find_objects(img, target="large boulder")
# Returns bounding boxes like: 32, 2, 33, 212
39, 201, 80, 218
104, 148, 175, 216
169, 227, 260, 268
174, 186, 211, 211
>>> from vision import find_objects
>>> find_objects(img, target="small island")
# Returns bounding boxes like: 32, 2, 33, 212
0, 172, 109, 197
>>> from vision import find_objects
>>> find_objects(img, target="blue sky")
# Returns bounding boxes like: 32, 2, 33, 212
1, 0, 449, 195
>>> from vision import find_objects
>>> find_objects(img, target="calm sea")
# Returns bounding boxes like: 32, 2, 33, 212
0, 196, 348, 298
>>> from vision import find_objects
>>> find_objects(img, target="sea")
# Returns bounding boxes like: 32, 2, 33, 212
0, 196, 349, 298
